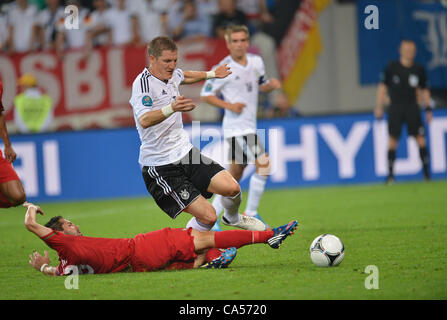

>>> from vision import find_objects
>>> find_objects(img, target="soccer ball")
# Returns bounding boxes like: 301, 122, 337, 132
310, 234, 345, 267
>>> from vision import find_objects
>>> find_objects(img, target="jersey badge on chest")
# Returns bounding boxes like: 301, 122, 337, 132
409, 74, 419, 87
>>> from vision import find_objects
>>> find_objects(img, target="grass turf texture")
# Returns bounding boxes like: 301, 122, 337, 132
0, 181, 446, 300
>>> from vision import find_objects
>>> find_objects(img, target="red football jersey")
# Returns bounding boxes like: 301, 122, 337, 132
0, 80, 4, 111
41, 230, 134, 276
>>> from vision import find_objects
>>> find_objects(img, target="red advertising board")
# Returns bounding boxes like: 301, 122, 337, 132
0, 38, 229, 131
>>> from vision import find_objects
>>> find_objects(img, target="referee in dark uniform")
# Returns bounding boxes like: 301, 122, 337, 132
374, 39, 433, 183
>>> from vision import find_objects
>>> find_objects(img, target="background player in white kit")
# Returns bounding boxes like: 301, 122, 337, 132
200, 25, 281, 230
129, 36, 266, 232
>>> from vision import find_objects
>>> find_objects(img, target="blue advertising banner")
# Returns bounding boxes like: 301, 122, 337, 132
5, 110, 447, 203
357, 0, 447, 88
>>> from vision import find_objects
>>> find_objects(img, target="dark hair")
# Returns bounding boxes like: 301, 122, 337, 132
45, 216, 64, 231
147, 36, 177, 58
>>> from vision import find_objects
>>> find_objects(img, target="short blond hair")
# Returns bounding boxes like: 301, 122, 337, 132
147, 36, 177, 58
224, 25, 250, 43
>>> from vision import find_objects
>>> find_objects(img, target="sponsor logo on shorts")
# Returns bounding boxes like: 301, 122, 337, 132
179, 189, 190, 200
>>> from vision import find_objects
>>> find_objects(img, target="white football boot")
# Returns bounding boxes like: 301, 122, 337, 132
221, 214, 267, 231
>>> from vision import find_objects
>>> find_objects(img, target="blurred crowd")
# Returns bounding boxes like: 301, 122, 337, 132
0, 0, 299, 133
0, 0, 278, 55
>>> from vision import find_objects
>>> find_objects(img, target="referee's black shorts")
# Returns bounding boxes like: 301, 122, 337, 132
142, 147, 225, 219
388, 104, 425, 139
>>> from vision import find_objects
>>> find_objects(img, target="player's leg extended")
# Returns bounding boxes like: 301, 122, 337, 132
245, 153, 270, 226
184, 195, 217, 231
190, 220, 298, 252
208, 169, 241, 225
0, 180, 26, 208
208, 170, 266, 230
209, 164, 243, 231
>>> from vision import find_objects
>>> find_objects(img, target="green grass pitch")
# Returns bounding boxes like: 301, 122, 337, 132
0, 181, 446, 300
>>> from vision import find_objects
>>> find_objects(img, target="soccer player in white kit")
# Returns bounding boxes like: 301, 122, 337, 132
129, 36, 266, 232
200, 25, 281, 230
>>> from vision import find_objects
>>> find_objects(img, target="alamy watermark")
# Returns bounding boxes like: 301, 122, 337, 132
168, 121, 274, 176
364, 5, 379, 30
64, 265, 79, 290
64, 5, 79, 30
364, 265, 379, 290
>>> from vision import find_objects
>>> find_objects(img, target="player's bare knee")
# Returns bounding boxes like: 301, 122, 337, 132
198, 205, 217, 226
202, 212, 217, 226
208, 215, 217, 226
226, 182, 241, 198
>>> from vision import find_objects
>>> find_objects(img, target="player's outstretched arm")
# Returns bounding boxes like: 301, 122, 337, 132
182, 64, 231, 85
24, 202, 52, 238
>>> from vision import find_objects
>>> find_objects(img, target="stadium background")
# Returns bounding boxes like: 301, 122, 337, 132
0, 0, 447, 203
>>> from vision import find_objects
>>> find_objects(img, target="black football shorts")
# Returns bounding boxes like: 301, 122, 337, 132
388, 104, 425, 138
142, 147, 225, 219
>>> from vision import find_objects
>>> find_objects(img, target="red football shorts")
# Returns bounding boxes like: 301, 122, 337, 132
0, 150, 20, 184
131, 227, 197, 272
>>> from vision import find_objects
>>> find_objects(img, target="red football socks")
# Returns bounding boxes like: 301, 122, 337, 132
214, 230, 274, 249
205, 248, 223, 262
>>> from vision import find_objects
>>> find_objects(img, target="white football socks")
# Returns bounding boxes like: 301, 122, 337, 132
186, 217, 213, 232
245, 173, 268, 216
211, 194, 224, 217
221, 191, 242, 224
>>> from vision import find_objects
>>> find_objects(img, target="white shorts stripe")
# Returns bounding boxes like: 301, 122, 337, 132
148, 166, 185, 209
170, 191, 186, 209
148, 166, 171, 195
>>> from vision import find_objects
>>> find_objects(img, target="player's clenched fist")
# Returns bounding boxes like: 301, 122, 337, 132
229, 102, 245, 114
172, 96, 196, 113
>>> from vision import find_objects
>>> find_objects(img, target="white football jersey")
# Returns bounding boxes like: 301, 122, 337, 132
200, 53, 268, 138
7, 4, 38, 52
103, 7, 134, 45
129, 68, 193, 166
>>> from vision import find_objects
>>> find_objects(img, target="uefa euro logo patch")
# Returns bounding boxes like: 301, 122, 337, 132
205, 83, 213, 92
142, 96, 153, 107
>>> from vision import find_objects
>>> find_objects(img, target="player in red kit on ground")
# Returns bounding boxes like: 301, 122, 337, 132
24, 202, 298, 275
0, 81, 26, 209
